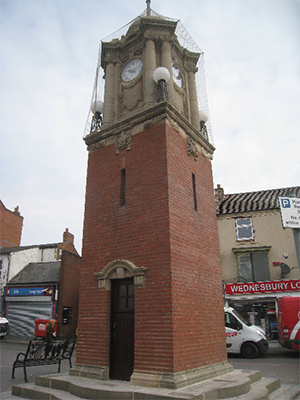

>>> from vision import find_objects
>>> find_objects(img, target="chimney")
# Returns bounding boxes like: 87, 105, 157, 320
14, 206, 20, 216
214, 184, 225, 212
63, 228, 74, 244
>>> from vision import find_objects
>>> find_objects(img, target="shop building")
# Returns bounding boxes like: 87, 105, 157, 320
215, 185, 300, 340
0, 228, 79, 314
5, 249, 80, 338
0, 200, 23, 248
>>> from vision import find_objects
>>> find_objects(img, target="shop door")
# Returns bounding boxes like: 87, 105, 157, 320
6, 301, 53, 337
110, 278, 134, 381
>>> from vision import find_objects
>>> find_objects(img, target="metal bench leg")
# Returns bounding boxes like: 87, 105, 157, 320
12, 362, 16, 379
23, 364, 28, 382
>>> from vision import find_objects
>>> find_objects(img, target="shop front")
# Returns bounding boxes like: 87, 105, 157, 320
4, 285, 57, 337
224, 279, 300, 341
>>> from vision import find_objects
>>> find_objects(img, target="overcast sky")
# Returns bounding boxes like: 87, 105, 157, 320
1, 0, 299, 253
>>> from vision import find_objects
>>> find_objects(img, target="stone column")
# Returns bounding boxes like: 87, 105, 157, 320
144, 39, 156, 105
161, 40, 175, 105
187, 66, 200, 129
103, 62, 115, 124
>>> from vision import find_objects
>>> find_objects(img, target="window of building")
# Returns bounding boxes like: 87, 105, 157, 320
236, 251, 271, 282
120, 169, 126, 206
192, 173, 197, 211
236, 218, 254, 241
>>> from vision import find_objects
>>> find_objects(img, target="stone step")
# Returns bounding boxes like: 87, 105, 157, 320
268, 384, 300, 400
176, 370, 262, 399
221, 377, 280, 400
10, 370, 288, 400
12, 383, 87, 400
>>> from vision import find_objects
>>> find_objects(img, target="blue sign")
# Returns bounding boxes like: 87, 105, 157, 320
281, 198, 291, 208
9, 287, 45, 296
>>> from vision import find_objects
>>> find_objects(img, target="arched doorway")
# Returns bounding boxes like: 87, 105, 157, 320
95, 260, 146, 381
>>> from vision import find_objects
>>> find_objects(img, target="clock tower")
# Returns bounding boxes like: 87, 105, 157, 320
73, 2, 233, 389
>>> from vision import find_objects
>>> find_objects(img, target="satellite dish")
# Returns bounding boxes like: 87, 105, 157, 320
280, 262, 291, 278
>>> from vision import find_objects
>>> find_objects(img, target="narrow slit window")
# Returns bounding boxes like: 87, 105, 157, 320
192, 173, 197, 211
121, 168, 126, 206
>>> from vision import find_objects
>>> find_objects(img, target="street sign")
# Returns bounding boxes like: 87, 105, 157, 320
279, 197, 300, 228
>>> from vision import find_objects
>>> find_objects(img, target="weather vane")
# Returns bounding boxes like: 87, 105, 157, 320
146, 0, 151, 16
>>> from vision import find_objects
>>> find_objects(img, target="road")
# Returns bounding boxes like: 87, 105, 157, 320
0, 340, 299, 395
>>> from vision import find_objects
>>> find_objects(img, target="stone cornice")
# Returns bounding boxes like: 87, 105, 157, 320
232, 245, 272, 253
84, 101, 215, 156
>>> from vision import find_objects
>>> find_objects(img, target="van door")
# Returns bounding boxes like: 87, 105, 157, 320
225, 311, 243, 352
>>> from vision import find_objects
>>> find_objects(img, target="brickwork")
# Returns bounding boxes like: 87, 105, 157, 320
0, 201, 23, 247
57, 250, 81, 339
57, 228, 79, 258
166, 123, 227, 371
77, 121, 227, 377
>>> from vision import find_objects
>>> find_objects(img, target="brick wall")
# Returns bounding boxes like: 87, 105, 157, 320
166, 123, 227, 371
0, 201, 23, 247
76, 121, 227, 374
57, 250, 81, 339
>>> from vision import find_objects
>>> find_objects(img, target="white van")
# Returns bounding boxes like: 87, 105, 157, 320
224, 307, 269, 358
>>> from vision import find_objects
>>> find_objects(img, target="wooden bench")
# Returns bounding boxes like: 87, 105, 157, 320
12, 338, 76, 382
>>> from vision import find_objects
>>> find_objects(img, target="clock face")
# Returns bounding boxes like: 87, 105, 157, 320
121, 58, 143, 82
172, 63, 183, 88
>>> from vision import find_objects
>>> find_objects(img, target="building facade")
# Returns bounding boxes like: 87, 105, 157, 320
215, 185, 300, 339
5, 249, 81, 338
0, 200, 23, 248
0, 229, 79, 314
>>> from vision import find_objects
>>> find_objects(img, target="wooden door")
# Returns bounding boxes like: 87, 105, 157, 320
110, 278, 134, 380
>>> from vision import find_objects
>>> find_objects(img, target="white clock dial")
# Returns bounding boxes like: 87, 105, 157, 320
121, 58, 143, 82
172, 63, 183, 88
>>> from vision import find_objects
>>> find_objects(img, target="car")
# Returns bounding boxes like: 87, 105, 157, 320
0, 316, 9, 339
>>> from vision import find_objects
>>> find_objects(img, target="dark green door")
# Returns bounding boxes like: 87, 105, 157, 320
110, 278, 134, 380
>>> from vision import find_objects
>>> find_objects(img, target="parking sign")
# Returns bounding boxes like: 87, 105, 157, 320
279, 197, 300, 228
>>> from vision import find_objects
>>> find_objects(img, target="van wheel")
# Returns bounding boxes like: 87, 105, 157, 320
241, 342, 259, 359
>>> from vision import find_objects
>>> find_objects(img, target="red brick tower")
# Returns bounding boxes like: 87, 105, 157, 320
73, 6, 232, 389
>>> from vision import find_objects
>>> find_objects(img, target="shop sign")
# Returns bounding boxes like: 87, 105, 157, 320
7, 287, 54, 296
279, 197, 300, 228
225, 279, 300, 295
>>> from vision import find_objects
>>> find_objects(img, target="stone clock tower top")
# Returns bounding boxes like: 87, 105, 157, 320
84, 2, 213, 157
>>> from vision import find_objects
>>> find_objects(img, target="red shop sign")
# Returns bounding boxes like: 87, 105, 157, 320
225, 279, 300, 295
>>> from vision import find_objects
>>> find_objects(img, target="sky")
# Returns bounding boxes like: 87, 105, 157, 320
1, 0, 299, 254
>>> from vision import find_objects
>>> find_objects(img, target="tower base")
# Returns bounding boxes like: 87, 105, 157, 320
131, 362, 234, 389
70, 361, 234, 390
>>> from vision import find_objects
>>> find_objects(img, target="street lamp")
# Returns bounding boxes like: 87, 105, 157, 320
199, 109, 208, 140
153, 67, 170, 102
90, 100, 104, 132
